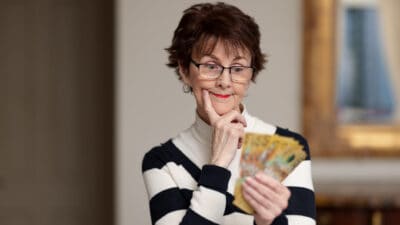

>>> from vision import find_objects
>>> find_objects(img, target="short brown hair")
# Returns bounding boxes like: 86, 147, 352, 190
166, 2, 267, 82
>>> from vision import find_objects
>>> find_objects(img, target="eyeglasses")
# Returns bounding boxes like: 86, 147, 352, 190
190, 59, 254, 84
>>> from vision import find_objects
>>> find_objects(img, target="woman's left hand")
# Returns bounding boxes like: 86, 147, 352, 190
242, 172, 291, 225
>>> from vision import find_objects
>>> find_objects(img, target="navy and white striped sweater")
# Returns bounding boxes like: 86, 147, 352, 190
142, 109, 316, 225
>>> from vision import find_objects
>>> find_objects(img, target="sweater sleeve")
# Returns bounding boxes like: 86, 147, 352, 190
142, 149, 231, 225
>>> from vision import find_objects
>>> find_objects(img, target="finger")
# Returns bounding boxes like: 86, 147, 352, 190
202, 90, 220, 124
245, 176, 278, 202
242, 184, 280, 218
251, 173, 290, 208
230, 123, 245, 148
229, 122, 245, 134
242, 186, 265, 212
227, 123, 245, 149
218, 110, 247, 128
242, 180, 271, 208
255, 172, 290, 196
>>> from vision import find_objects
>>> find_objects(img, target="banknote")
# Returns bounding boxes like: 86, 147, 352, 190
233, 132, 307, 214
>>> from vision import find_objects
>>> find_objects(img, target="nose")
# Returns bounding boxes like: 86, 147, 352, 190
216, 68, 232, 89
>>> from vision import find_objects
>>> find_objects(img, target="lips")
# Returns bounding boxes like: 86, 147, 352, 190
211, 92, 231, 99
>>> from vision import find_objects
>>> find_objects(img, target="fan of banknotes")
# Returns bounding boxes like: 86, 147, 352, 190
233, 132, 306, 214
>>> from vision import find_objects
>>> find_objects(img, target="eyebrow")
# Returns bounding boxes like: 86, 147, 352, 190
201, 54, 250, 63
201, 54, 219, 61
232, 56, 248, 61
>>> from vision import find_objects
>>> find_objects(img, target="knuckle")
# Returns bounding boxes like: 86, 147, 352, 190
280, 186, 290, 196
285, 189, 291, 198
223, 124, 230, 132
282, 201, 288, 209
271, 181, 280, 190
279, 199, 288, 209
234, 124, 244, 133
271, 206, 281, 216
279, 206, 285, 214
227, 128, 235, 136
235, 122, 243, 129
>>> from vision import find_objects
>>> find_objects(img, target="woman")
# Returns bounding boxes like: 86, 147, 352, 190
142, 2, 316, 225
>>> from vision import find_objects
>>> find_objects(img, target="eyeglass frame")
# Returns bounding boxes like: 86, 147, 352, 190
190, 59, 254, 83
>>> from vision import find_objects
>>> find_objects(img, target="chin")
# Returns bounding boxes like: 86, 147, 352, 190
212, 102, 236, 115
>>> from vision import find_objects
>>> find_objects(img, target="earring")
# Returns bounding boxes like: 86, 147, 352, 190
182, 84, 191, 93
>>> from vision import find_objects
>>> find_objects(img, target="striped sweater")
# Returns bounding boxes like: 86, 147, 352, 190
142, 109, 316, 225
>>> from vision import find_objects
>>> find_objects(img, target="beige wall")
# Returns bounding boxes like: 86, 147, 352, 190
115, 1, 302, 225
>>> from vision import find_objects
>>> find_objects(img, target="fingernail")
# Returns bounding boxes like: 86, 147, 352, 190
245, 177, 253, 183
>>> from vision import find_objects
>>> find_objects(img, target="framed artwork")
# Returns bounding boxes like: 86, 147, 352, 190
302, 0, 400, 157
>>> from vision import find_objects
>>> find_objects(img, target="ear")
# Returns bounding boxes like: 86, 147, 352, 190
178, 62, 191, 85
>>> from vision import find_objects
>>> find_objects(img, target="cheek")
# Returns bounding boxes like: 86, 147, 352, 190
191, 79, 214, 95
193, 90, 203, 106
191, 85, 207, 107
233, 84, 249, 99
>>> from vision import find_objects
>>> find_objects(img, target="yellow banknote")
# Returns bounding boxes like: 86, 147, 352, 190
233, 132, 306, 214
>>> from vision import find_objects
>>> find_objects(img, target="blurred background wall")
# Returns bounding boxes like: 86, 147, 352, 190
0, 0, 114, 224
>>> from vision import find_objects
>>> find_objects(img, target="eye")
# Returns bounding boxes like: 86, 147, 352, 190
231, 66, 245, 73
204, 63, 219, 70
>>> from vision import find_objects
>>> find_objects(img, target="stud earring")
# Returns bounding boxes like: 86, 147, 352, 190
182, 84, 191, 93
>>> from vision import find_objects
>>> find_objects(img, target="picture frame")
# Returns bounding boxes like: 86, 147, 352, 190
302, 0, 400, 157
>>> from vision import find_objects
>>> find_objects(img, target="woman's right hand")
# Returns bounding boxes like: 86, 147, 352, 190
203, 90, 247, 168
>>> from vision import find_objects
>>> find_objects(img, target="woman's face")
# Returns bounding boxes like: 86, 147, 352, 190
180, 40, 252, 123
